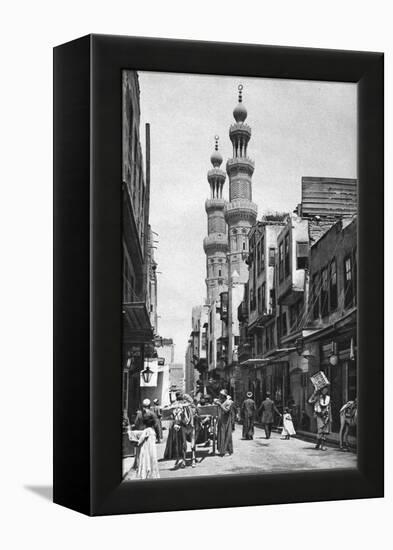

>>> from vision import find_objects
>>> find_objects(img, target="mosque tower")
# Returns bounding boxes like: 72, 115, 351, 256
224, 85, 258, 373
203, 136, 228, 304
224, 85, 258, 282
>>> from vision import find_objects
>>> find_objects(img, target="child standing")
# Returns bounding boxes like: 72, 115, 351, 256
281, 407, 296, 440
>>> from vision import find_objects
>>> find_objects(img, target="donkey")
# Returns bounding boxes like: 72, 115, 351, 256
339, 399, 357, 450
172, 403, 200, 468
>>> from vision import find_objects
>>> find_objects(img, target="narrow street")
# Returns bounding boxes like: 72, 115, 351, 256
124, 424, 356, 480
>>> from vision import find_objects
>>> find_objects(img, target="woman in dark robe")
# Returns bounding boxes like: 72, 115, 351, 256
214, 389, 233, 456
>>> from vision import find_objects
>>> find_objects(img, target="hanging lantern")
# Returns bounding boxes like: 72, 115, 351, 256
329, 354, 338, 366
295, 337, 304, 356
141, 365, 154, 384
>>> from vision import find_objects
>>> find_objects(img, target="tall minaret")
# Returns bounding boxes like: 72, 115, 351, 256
203, 136, 228, 304
225, 85, 258, 283
225, 85, 258, 372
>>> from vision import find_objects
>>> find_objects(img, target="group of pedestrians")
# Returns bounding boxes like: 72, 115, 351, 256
126, 383, 333, 480
240, 391, 296, 441
240, 385, 332, 448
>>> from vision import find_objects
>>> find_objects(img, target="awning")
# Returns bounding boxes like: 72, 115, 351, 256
122, 302, 154, 344
302, 308, 357, 344
240, 347, 296, 367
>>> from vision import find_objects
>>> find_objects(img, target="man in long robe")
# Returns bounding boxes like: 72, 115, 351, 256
241, 391, 256, 440
132, 399, 160, 441
228, 395, 237, 431
163, 392, 187, 463
215, 389, 233, 456
151, 398, 163, 442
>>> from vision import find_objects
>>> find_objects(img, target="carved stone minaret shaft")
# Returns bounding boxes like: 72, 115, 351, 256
225, 85, 258, 283
203, 136, 228, 304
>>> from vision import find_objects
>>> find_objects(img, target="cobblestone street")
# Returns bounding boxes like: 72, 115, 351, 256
123, 423, 356, 480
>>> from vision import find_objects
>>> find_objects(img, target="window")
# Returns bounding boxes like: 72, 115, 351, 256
344, 255, 353, 307
296, 242, 309, 269
329, 259, 338, 311
265, 327, 270, 351
290, 302, 298, 328
269, 288, 276, 310
284, 234, 290, 277
259, 236, 265, 273
281, 312, 287, 335
279, 242, 284, 282
250, 289, 256, 311
201, 332, 207, 351
257, 286, 262, 314
321, 267, 329, 317
268, 247, 275, 267
261, 283, 266, 313
312, 273, 320, 319
270, 324, 275, 349
243, 241, 246, 251
257, 333, 263, 355
218, 269, 222, 277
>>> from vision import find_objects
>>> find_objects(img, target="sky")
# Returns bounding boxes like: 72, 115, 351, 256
137, 72, 357, 364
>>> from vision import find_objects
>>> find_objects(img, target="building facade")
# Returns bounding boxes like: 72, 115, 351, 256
301, 217, 357, 433
238, 178, 357, 439
122, 71, 154, 425
169, 364, 185, 396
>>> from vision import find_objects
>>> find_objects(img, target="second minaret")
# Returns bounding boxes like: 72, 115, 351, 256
203, 136, 228, 304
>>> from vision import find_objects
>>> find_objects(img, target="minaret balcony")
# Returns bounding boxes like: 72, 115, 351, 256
229, 122, 251, 138
207, 168, 226, 181
224, 199, 258, 225
205, 198, 227, 213
226, 157, 255, 176
203, 233, 229, 253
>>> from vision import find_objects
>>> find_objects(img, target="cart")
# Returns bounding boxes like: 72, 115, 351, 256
162, 404, 219, 454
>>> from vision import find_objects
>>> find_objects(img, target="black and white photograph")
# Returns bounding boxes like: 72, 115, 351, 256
121, 71, 358, 481
3, 0, 388, 544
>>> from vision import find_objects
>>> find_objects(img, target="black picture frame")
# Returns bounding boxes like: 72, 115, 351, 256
53, 34, 384, 516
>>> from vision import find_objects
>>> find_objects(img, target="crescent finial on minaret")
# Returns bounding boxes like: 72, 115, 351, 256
238, 84, 243, 103
233, 84, 247, 122
210, 135, 223, 167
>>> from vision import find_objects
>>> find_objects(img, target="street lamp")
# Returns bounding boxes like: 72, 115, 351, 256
295, 337, 304, 356
141, 365, 154, 384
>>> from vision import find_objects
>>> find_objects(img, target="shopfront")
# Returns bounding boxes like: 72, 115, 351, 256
255, 361, 290, 413
319, 336, 357, 433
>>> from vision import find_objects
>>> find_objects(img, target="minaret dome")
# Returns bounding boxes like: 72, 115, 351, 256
233, 84, 247, 123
